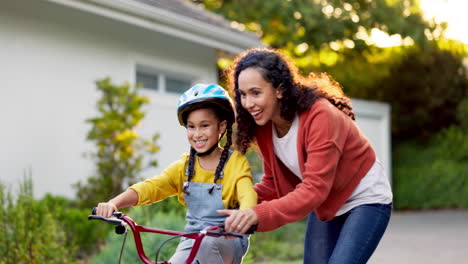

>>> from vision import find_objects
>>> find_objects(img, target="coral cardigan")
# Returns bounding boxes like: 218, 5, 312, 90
253, 98, 376, 232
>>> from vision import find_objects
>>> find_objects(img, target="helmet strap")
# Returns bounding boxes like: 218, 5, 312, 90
196, 142, 219, 156
196, 131, 226, 157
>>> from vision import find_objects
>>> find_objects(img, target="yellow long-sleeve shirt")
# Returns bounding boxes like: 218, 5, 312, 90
129, 151, 257, 210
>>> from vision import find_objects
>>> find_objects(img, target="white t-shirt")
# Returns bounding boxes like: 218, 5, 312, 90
272, 114, 302, 178
272, 114, 393, 216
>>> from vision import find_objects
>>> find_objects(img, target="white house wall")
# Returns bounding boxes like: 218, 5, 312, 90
352, 99, 392, 182
1, 0, 217, 198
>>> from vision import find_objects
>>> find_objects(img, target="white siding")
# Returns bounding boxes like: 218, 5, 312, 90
353, 99, 392, 182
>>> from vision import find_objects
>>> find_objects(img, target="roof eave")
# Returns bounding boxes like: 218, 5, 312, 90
46, 0, 264, 53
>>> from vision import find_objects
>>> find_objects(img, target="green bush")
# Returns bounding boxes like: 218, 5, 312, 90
244, 220, 305, 263
0, 177, 77, 264
39, 194, 111, 258
393, 125, 468, 209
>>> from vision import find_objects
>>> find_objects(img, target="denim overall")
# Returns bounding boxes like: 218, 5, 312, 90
169, 179, 249, 264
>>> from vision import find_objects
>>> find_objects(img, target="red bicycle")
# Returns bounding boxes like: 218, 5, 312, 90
88, 208, 249, 264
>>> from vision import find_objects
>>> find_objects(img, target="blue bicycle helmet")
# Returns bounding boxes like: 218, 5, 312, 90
177, 84, 235, 126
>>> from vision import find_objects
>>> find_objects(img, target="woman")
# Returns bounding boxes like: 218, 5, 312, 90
218, 48, 392, 263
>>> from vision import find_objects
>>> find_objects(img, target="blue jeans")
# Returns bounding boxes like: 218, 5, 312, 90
303, 203, 392, 264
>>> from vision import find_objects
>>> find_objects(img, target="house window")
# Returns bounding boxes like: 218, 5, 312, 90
136, 68, 191, 94
166, 77, 191, 94
136, 71, 159, 91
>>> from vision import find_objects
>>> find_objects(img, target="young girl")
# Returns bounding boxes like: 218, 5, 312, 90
218, 48, 392, 264
95, 84, 257, 264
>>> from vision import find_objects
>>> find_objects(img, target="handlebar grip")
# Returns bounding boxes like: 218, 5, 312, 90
91, 207, 121, 217
88, 215, 125, 226
216, 224, 256, 235
205, 230, 244, 238
245, 224, 257, 235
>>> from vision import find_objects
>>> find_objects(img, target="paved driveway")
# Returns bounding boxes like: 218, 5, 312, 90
369, 209, 468, 264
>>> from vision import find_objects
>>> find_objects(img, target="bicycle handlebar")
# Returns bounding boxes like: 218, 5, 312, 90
88, 207, 255, 236
88, 207, 254, 264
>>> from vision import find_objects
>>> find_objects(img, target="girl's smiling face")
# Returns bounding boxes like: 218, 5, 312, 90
237, 67, 283, 126
186, 108, 226, 153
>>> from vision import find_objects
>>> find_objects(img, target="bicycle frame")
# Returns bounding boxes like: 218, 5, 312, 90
88, 211, 240, 264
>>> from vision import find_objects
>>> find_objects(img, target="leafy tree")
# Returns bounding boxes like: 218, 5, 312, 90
377, 45, 468, 141
74, 78, 160, 208
194, 0, 453, 99
457, 98, 468, 132
195, 0, 437, 60
196, 0, 467, 143
319, 45, 402, 98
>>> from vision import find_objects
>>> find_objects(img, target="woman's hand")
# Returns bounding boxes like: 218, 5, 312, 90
96, 202, 118, 218
217, 208, 258, 234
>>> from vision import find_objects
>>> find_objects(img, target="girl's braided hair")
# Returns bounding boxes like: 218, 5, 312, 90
227, 47, 355, 154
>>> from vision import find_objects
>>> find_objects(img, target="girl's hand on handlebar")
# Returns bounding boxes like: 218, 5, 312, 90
96, 202, 118, 218
217, 208, 258, 234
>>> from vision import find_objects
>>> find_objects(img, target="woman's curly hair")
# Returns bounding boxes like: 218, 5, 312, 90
226, 48, 355, 154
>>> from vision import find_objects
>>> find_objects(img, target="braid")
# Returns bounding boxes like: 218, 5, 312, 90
183, 146, 197, 194
187, 147, 196, 181
214, 126, 232, 184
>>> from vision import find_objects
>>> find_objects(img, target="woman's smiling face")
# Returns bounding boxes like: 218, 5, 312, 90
237, 67, 282, 126
186, 108, 226, 153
